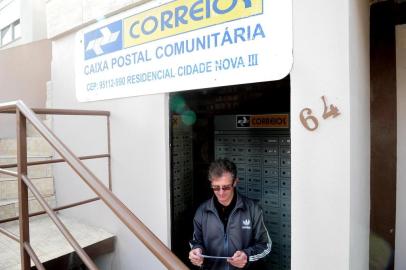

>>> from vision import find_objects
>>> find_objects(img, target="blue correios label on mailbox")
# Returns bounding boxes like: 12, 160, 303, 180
84, 20, 123, 60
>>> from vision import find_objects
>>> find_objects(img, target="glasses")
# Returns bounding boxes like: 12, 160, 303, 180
211, 184, 234, 192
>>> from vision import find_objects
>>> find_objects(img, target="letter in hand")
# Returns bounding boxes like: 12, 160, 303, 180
189, 248, 204, 267
227, 250, 248, 268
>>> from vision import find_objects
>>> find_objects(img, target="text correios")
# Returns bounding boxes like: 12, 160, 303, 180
76, 0, 292, 101
124, 0, 262, 47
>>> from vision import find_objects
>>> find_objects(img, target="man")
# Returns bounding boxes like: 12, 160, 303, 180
189, 159, 272, 269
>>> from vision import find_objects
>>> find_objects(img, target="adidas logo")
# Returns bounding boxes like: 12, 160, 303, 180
242, 219, 251, 229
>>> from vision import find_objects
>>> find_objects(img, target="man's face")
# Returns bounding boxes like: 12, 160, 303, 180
210, 172, 236, 206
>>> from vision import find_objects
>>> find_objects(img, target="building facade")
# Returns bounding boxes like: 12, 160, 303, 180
44, 0, 370, 269
2, 0, 399, 269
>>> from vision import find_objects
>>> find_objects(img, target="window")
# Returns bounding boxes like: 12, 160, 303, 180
0, 19, 21, 47
1, 25, 12, 45
12, 19, 20, 39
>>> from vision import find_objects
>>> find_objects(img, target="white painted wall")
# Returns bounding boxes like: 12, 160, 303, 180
349, 0, 370, 269
46, 0, 147, 39
395, 24, 406, 270
51, 34, 171, 270
290, 0, 350, 267
48, 0, 371, 269
20, 0, 48, 43
290, 0, 369, 269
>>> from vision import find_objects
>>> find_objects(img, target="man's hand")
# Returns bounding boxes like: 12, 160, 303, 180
227, 250, 248, 268
189, 248, 204, 267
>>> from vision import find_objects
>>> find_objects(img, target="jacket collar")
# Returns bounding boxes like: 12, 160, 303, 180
206, 191, 245, 213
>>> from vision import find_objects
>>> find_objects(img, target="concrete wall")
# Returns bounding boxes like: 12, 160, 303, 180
20, 0, 48, 44
395, 24, 406, 270
290, 0, 369, 269
0, 39, 51, 138
46, 0, 149, 39
349, 0, 370, 269
50, 33, 170, 269
47, 0, 371, 269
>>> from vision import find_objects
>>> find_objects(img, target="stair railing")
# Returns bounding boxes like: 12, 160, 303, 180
0, 100, 189, 270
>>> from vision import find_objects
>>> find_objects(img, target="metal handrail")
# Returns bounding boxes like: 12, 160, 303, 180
0, 227, 19, 242
0, 154, 110, 169
0, 155, 53, 159
23, 242, 46, 270
22, 174, 98, 270
0, 100, 188, 270
0, 107, 110, 116
0, 168, 18, 177
0, 197, 100, 224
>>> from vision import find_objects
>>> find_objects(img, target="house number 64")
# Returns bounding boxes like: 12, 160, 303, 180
300, 96, 341, 131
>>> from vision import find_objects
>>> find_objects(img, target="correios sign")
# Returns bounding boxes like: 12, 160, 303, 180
75, 0, 292, 102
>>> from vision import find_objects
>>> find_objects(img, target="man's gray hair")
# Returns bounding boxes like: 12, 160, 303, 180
208, 158, 237, 181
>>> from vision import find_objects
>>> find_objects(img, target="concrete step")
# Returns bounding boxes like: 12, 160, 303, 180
0, 215, 115, 270
0, 177, 55, 201
26, 117, 53, 137
0, 157, 53, 179
0, 137, 53, 157
0, 135, 54, 179
0, 195, 56, 220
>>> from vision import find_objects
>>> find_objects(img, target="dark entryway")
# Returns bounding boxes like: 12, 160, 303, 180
169, 77, 291, 269
370, 1, 406, 269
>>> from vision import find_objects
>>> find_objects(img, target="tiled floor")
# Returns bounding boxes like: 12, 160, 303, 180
0, 214, 114, 270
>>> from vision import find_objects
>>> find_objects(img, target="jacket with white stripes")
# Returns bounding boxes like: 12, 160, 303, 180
190, 192, 272, 270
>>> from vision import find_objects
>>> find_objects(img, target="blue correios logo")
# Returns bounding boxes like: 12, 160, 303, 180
84, 20, 123, 60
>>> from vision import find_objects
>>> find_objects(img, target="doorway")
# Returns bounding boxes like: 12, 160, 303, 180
370, 1, 406, 269
169, 77, 291, 269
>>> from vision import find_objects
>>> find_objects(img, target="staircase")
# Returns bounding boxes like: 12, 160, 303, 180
0, 215, 114, 270
0, 100, 188, 270
0, 119, 115, 269
0, 120, 56, 220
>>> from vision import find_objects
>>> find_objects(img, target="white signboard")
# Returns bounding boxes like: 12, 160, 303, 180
75, 0, 292, 102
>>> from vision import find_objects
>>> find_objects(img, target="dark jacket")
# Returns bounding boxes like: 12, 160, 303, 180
190, 193, 272, 270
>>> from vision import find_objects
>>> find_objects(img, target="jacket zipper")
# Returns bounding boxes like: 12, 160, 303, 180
211, 196, 242, 270
210, 208, 228, 270
225, 207, 239, 270
224, 233, 229, 270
